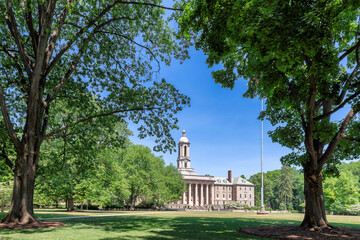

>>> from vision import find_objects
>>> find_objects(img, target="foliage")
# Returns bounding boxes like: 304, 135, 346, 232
248, 172, 274, 208
278, 165, 294, 210
120, 145, 184, 209
346, 204, 360, 216
34, 115, 132, 208
250, 167, 303, 211
225, 201, 249, 210
323, 170, 360, 214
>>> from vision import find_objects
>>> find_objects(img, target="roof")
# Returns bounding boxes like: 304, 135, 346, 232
232, 177, 254, 186
179, 129, 189, 143
214, 176, 254, 186
214, 177, 232, 185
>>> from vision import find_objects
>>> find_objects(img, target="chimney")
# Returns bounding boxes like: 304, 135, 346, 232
228, 170, 232, 183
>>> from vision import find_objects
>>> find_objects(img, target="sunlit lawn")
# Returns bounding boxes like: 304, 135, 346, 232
0, 210, 359, 240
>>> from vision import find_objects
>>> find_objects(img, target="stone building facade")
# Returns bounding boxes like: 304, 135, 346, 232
170, 130, 255, 209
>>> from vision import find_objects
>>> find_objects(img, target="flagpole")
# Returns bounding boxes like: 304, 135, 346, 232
261, 98, 265, 213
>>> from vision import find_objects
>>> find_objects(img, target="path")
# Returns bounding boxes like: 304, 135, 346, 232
38, 211, 173, 220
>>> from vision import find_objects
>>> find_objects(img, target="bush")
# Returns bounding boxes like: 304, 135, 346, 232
346, 204, 360, 216
225, 201, 249, 210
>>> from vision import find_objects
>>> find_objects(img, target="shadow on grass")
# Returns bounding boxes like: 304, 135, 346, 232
0, 214, 300, 240
0, 213, 358, 240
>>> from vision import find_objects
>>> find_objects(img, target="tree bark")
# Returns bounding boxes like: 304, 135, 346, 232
67, 197, 74, 211
301, 167, 329, 229
1, 152, 38, 224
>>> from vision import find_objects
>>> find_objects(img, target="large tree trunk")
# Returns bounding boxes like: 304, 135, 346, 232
1, 152, 38, 224
301, 167, 329, 229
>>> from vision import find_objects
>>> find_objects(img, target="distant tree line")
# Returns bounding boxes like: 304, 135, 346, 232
1, 120, 184, 211
249, 161, 360, 215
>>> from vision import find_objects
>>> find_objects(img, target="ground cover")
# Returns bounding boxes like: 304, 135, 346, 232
0, 211, 358, 239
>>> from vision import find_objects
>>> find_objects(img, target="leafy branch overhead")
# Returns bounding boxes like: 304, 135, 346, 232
0, 0, 190, 154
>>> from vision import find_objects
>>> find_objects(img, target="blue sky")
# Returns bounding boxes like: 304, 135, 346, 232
129, 47, 292, 179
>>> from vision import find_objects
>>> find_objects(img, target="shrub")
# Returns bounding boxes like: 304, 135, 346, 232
346, 204, 360, 216
225, 201, 249, 210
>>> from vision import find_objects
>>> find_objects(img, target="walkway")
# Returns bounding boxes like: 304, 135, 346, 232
38, 211, 173, 220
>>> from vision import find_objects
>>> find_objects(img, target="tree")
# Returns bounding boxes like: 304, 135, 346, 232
0, 0, 190, 224
278, 165, 293, 211
179, 0, 360, 228
249, 172, 274, 208
323, 170, 360, 214
119, 145, 184, 209
34, 114, 131, 210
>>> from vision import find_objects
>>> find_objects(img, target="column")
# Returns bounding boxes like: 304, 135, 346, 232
183, 191, 186, 204
200, 184, 204, 206
211, 185, 215, 205
195, 184, 198, 206
206, 184, 209, 205
189, 183, 192, 206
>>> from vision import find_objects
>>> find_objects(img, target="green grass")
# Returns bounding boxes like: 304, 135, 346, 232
0, 211, 359, 240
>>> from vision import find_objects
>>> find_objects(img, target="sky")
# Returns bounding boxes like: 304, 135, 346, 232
128, 47, 292, 179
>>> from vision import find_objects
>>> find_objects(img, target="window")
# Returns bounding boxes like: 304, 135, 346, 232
245, 194, 247, 198
239, 186, 241, 190
250, 187, 252, 190
250, 201, 252, 206
217, 201, 219, 205
223, 186, 225, 190
223, 193, 225, 199
217, 186, 219, 190
250, 194, 252, 199
184, 146, 187, 156
229, 194, 231, 199
229, 186, 231, 190
185, 163, 187, 168
245, 186, 246, 190
240, 194, 242, 198
216, 194, 219, 199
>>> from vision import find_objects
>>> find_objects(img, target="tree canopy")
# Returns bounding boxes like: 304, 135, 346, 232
179, 0, 360, 228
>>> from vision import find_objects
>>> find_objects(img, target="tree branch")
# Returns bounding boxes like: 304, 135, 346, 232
0, 85, 21, 151
341, 134, 360, 142
95, 29, 160, 67
1, 45, 29, 98
339, 39, 360, 62
314, 90, 360, 121
44, 1, 123, 78
0, 148, 15, 172
319, 109, 357, 166
283, 74, 307, 130
44, 49, 82, 106
118, 1, 183, 11
44, 0, 74, 66
3, 1, 33, 77
43, 106, 161, 140
19, 0, 38, 57
44, 0, 179, 77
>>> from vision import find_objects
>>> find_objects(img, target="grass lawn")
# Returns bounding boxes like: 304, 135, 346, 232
0, 210, 359, 240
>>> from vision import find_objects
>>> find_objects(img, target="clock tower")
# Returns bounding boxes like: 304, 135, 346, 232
177, 130, 192, 171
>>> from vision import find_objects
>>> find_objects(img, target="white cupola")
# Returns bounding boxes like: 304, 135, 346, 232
177, 129, 191, 169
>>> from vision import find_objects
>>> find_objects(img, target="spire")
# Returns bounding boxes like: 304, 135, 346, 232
182, 129, 186, 137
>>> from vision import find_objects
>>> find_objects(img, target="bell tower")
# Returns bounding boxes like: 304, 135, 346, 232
177, 129, 191, 169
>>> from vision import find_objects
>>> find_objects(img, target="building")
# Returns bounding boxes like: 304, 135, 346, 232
170, 130, 255, 209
